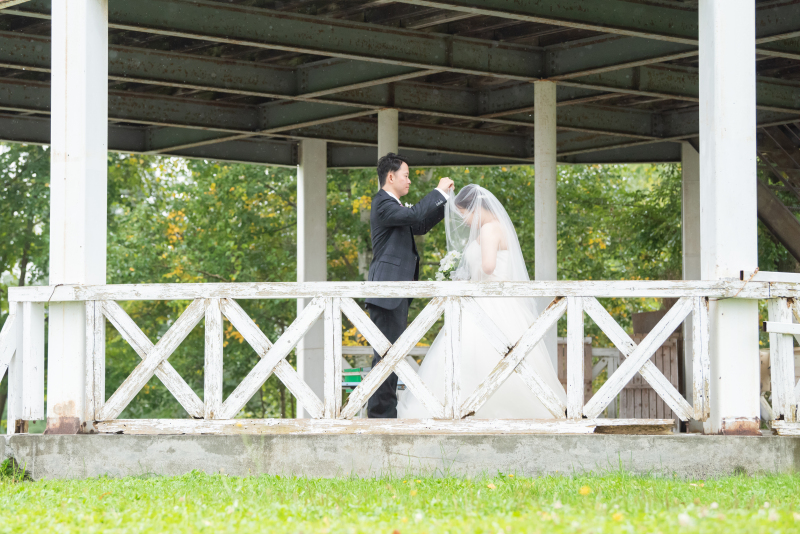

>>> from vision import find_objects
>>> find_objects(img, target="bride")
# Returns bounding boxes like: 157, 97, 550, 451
397, 184, 566, 419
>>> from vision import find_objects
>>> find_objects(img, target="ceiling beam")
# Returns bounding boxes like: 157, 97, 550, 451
9, 0, 798, 86
392, 0, 800, 45
3, 75, 799, 160
559, 141, 682, 165
12, 0, 543, 81
0, 0, 31, 9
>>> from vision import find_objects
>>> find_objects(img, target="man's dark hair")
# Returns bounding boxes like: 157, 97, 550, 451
377, 153, 409, 188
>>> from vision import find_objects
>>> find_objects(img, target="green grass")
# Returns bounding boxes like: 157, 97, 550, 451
1, 469, 799, 533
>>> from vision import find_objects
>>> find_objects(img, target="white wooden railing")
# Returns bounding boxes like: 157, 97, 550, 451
3, 278, 793, 435
754, 271, 800, 436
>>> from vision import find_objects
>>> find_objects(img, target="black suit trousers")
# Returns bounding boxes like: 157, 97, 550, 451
366, 299, 410, 418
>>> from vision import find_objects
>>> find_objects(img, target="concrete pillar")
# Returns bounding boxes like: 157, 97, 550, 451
534, 81, 559, 370
699, 0, 760, 435
378, 109, 399, 159
681, 142, 703, 431
46, 0, 108, 434
296, 139, 327, 418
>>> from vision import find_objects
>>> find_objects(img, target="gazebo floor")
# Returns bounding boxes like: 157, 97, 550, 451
92, 418, 675, 436
4, 430, 798, 481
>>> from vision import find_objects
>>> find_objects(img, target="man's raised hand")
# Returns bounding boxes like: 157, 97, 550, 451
437, 177, 455, 193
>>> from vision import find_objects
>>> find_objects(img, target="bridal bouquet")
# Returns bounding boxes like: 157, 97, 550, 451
432, 250, 462, 281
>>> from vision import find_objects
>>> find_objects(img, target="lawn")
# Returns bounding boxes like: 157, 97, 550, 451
1, 464, 799, 533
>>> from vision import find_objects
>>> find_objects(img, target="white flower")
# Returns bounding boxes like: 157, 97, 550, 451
404, 202, 413, 208
435, 272, 445, 281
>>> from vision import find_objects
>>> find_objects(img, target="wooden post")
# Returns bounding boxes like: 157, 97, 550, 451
768, 298, 796, 422
443, 298, 462, 419
692, 297, 710, 421
204, 299, 223, 419
47, 0, 108, 434
699, 0, 760, 435
84, 301, 105, 425
566, 297, 584, 419
7, 303, 23, 435
323, 298, 343, 418
9, 302, 44, 434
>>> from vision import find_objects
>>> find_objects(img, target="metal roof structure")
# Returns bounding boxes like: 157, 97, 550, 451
0, 0, 799, 167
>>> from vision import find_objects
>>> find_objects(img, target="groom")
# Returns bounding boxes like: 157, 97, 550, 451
366, 153, 454, 418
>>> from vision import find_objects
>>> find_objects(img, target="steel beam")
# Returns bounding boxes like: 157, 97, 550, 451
4, 29, 800, 136
2, 74, 799, 161
559, 141, 682, 164
392, 0, 800, 45
0, 111, 688, 167
7, 0, 796, 86
10, 0, 543, 81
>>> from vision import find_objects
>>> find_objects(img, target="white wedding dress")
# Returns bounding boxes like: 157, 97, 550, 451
397, 239, 567, 419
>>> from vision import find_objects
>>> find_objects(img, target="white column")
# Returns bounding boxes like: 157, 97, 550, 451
378, 109, 399, 159
296, 139, 327, 418
699, 0, 760, 435
47, 0, 108, 434
681, 142, 703, 432
534, 81, 559, 370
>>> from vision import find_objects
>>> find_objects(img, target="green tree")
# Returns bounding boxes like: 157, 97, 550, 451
0, 144, 50, 431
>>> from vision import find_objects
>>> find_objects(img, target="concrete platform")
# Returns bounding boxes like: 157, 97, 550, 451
3, 434, 800, 480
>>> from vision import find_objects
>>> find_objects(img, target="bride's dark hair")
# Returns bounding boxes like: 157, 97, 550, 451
454, 184, 498, 216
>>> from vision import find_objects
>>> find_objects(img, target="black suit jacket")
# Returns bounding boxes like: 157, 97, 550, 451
366, 188, 447, 310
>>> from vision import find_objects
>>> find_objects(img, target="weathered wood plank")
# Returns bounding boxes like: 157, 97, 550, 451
93, 301, 106, 420
462, 296, 565, 417
692, 297, 710, 421
744, 270, 800, 283
340, 298, 446, 420
340, 299, 444, 417
7, 303, 22, 435
461, 297, 514, 354
584, 297, 693, 419
218, 298, 323, 419
566, 297, 584, 419
583, 297, 693, 421
459, 298, 567, 418
323, 298, 343, 418
219, 297, 326, 419
204, 298, 224, 419
768, 298, 797, 422
394, 358, 446, 419
514, 358, 568, 419
84, 302, 102, 423
340, 297, 392, 357
606, 356, 618, 418
332, 298, 343, 417
95, 417, 675, 436
763, 320, 800, 336
101, 301, 204, 419
8, 280, 776, 303
98, 299, 206, 421
19, 301, 44, 421
0, 309, 16, 383
771, 420, 800, 436
85, 302, 96, 424
443, 298, 462, 419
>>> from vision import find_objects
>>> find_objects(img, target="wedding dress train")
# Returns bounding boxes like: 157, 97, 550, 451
397, 240, 567, 419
